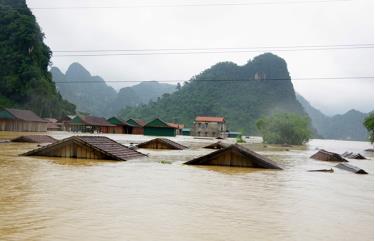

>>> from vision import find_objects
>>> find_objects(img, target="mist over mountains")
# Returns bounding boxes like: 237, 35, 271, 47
51, 63, 176, 117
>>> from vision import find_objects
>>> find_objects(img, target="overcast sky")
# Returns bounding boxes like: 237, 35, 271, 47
27, 0, 373, 115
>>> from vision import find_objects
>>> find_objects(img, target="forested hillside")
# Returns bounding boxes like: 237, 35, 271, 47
120, 53, 306, 134
0, 0, 75, 117
296, 94, 369, 141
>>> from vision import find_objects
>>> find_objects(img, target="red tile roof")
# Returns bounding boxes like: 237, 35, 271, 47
5, 108, 47, 122
195, 116, 225, 123
167, 123, 184, 129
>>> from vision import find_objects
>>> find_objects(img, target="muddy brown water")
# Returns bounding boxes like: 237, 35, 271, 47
0, 132, 373, 241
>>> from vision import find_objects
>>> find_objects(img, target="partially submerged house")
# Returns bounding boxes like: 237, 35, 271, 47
126, 119, 145, 135
335, 163, 368, 174
341, 152, 367, 159
191, 116, 227, 138
58, 115, 76, 131
0, 108, 48, 132
310, 149, 348, 162
70, 115, 119, 133
44, 118, 61, 131
143, 118, 180, 137
22, 136, 146, 161
182, 128, 191, 136
11, 135, 57, 143
185, 144, 282, 169
203, 141, 229, 150
137, 138, 188, 150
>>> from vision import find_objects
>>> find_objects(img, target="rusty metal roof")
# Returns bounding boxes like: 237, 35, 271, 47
22, 136, 146, 161
195, 116, 225, 123
12, 135, 57, 143
185, 144, 282, 169
137, 138, 188, 150
5, 108, 47, 122
167, 123, 184, 129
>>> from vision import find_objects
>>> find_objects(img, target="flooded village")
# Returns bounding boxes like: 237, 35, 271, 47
0, 107, 373, 241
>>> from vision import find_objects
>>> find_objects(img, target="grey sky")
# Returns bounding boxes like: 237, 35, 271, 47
27, 0, 373, 115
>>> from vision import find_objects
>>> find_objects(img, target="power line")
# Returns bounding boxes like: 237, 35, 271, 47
53, 44, 373, 53
53, 76, 374, 84
29, 0, 351, 10
53, 46, 373, 57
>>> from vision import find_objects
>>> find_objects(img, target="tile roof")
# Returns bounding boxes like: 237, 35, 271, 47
137, 138, 188, 150
195, 116, 225, 123
167, 123, 184, 129
22, 136, 146, 161
5, 108, 47, 122
185, 144, 282, 169
81, 116, 115, 126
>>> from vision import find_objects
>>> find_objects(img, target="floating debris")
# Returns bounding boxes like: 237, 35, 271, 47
185, 144, 282, 169
11, 135, 57, 143
308, 168, 334, 173
22, 136, 145, 161
335, 163, 368, 174
310, 149, 348, 162
137, 138, 187, 150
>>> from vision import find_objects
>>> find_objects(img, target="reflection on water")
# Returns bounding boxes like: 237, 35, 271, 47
0, 132, 373, 241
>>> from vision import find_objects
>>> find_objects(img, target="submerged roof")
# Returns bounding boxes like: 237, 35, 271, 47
195, 116, 225, 123
137, 138, 188, 150
12, 135, 57, 143
185, 144, 282, 169
310, 149, 348, 162
203, 141, 230, 149
22, 136, 145, 161
3, 108, 47, 122
144, 118, 179, 129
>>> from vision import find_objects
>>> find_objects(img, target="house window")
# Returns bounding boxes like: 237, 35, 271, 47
205, 132, 208, 136
205, 123, 208, 128
198, 131, 201, 136
212, 132, 216, 136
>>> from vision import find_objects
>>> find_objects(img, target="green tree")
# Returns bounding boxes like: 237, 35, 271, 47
0, 0, 75, 117
256, 113, 312, 145
363, 112, 374, 143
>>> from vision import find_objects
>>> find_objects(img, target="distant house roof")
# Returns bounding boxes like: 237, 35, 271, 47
22, 136, 146, 161
126, 118, 146, 127
12, 135, 57, 143
167, 123, 184, 129
195, 116, 225, 123
3, 108, 47, 122
145, 118, 176, 129
73, 115, 115, 127
185, 144, 282, 169
138, 138, 188, 150
44, 118, 58, 123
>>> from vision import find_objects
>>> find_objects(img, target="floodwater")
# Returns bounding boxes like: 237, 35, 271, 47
0, 132, 373, 241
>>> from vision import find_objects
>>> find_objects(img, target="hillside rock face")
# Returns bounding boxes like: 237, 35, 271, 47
121, 53, 306, 134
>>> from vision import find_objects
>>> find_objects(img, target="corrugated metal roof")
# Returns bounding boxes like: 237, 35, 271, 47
22, 136, 145, 161
5, 108, 47, 122
12, 135, 57, 143
195, 116, 225, 123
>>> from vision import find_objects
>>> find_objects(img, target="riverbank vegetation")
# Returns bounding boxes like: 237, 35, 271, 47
256, 113, 312, 145
363, 112, 374, 143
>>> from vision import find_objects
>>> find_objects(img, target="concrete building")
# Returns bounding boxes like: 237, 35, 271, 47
191, 116, 227, 138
